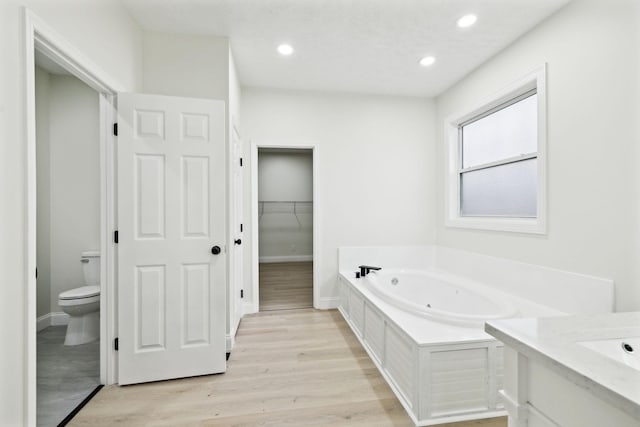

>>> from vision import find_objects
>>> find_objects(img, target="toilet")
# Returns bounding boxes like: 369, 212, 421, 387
58, 251, 100, 346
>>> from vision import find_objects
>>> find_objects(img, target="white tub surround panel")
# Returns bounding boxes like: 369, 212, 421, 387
434, 246, 614, 314
340, 246, 614, 315
486, 312, 640, 427
339, 246, 437, 275
338, 246, 614, 426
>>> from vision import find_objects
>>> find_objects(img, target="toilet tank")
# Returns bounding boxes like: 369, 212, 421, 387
81, 251, 101, 285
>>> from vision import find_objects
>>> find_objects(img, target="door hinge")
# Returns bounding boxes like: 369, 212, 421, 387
114, 338, 119, 351
113, 123, 118, 136
240, 223, 243, 233
239, 157, 243, 167
114, 230, 119, 244
240, 289, 244, 298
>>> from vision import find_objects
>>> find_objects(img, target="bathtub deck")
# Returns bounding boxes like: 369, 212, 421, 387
339, 272, 508, 425
68, 309, 506, 427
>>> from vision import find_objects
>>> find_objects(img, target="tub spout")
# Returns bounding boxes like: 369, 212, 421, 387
359, 265, 382, 277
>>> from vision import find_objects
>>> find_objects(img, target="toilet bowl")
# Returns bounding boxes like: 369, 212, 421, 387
58, 251, 100, 346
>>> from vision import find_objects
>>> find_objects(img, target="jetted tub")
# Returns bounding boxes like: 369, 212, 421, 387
337, 246, 614, 426
365, 269, 518, 327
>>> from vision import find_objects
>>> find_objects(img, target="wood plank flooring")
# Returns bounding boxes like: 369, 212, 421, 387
70, 309, 506, 427
259, 262, 313, 311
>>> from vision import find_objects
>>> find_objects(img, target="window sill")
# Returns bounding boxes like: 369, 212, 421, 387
445, 216, 546, 235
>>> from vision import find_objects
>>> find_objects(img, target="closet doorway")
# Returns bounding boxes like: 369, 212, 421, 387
255, 147, 315, 311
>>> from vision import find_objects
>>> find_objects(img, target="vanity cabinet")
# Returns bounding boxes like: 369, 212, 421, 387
501, 346, 638, 427
487, 313, 640, 427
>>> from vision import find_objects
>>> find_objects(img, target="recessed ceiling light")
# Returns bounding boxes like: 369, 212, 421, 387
277, 44, 294, 56
419, 56, 436, 67
457, 14, 477, 28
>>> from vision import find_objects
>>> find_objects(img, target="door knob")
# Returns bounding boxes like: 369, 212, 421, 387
211, 245, 221, 255
234, 239, 242, 245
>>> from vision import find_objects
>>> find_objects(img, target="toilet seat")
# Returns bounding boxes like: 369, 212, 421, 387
59, 285, 100, 300
59, 295, 99, 307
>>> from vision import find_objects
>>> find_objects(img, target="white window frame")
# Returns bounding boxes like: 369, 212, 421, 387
444, 64, 547, 234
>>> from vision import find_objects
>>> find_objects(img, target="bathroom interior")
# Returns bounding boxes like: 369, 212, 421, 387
3, 0, 640, 426
34, 55, 102, 425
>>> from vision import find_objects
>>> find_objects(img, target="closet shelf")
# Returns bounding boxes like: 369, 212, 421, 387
258, 201, 313, 226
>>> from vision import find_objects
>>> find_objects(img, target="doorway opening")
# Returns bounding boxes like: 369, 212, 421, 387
253, 147, 316, 311
34, 56, 102, 426
25, 9, 119, 425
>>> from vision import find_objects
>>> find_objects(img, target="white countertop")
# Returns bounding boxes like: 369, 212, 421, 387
485, 312, 640, 421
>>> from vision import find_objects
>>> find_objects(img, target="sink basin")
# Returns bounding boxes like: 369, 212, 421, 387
578, 337, 640, 371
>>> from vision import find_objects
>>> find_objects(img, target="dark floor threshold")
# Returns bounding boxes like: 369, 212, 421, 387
58, 384, 103, 427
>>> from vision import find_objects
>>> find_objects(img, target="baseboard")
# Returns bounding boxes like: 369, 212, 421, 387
315, 297, 339, 310
51, 312, 70, 326
37, 313, 51, 331
226, 334, 234, 352
243, 301, 256, 315
37, 312, 70, 331
259, 255, 313, 263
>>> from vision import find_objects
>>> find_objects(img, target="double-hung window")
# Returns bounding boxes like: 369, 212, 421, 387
446, 66, 546, 234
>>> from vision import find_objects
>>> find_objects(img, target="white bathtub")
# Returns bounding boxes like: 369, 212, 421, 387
365, 269, 518, 327
337, 246, 614, 426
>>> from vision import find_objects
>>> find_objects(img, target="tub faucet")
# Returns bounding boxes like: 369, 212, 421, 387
359, 265, 382, 277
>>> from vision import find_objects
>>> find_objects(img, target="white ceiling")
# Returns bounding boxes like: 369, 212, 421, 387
121, 0, 570, 97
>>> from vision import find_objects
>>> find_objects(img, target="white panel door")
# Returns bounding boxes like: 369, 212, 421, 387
117, 93, 226, 385
230, 127, 243, 336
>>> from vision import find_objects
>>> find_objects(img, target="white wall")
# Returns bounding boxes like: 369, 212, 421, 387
258, 151, 313, 201
48, 74, 101, 312
242, 88, 437, 306
435, 0, 640, 311
35, 68, 100, 316
258, 150, 313, 260
0, 1, 142, 423
143, 31, 230, 101
229, 48, 242, 132
35, 66, 51, 318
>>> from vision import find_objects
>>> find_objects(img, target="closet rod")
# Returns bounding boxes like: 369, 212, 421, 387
258, 201, 313, 224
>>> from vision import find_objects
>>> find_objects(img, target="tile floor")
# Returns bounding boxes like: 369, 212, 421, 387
37, 326, 100, 426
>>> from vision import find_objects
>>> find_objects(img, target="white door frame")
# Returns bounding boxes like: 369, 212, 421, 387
250, 141, 320, 313
228, 122, 244, 350
24, 8, 122, 425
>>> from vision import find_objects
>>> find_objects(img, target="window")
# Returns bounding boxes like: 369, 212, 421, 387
445, 66, 546, 234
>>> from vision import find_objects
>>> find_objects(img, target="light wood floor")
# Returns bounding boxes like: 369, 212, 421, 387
70, 309, 506, 427
259, 262, 313, 311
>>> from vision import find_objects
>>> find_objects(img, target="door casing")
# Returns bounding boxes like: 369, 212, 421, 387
229, 124, 244, 346
249, 141, 320, 314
